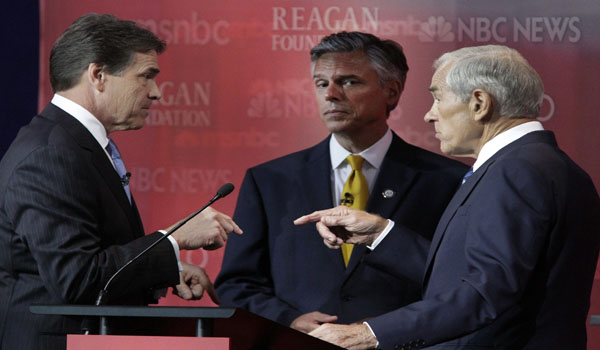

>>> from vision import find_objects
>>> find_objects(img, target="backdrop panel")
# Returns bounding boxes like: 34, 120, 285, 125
39, 0, 600, 347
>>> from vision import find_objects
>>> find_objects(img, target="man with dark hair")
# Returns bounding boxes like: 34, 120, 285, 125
0, 13, 242, 350
215, 31, 467, 333
297, 45, 600, 349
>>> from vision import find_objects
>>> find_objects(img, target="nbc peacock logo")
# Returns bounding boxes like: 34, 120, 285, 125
419, 16, 455, 42
247, 92, 284, 119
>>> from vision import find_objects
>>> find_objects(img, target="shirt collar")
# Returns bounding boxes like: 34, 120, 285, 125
473, 121, 544, 172
330, 128, 393, 170
51, 94, 109, 149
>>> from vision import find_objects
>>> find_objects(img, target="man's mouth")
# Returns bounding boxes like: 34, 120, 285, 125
324, 109, 348, 116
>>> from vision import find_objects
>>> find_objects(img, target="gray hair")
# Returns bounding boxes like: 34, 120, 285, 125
434, 45, 544, 118
310, 32, 409, 113
50, 13, 166, 92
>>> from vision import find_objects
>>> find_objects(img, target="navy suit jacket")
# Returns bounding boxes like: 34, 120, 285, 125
0, 103, 180, 350
215, 132, 468, 325
368, 131, 600, 350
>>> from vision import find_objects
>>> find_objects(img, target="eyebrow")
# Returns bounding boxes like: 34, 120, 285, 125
146, 67, 160, 75
313, 73, 361, 81
428, 86, 438, 92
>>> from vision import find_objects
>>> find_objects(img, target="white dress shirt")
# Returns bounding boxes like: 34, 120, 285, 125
329, 128, 393, 205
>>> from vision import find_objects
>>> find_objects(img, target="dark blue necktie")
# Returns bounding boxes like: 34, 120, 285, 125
461, 168, 474, 185
106, 138, 131, 203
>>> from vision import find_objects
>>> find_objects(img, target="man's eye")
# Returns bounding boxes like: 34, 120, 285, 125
315, 81, 327, 88
343, 80, 356, 86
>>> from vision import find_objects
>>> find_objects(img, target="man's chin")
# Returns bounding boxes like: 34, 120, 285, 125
118, 120, 146, 132
132, 114, 148, 129
322, 119, 353, 134
440, 145, 455, 156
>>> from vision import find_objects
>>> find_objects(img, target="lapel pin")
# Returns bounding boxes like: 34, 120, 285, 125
382, 189, 395, 198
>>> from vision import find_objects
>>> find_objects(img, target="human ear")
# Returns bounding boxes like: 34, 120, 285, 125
385, 80, 402, 105
88, 63, 105, 92
469, 89, 492, 121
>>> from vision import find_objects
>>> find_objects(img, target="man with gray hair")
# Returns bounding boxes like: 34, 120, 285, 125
216, 31, 467, 333
296, 45, 600, 349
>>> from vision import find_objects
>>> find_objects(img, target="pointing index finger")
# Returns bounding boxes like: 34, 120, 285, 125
294, 207, 347, 225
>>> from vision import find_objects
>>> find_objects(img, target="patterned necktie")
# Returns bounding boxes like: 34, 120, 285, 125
461, 168, 474, 185
106, 138, 132, 203
340, 155, 369, 267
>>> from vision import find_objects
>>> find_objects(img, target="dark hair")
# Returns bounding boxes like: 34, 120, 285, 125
49, 13, 166, 92
310, 31, 408, 88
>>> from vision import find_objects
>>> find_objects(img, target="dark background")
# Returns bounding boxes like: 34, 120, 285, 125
1, 1, 39, 157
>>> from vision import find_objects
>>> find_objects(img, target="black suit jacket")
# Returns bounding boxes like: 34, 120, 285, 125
0, 103, 180, 349
368, 131, 600, 349
215, 132, 468, 325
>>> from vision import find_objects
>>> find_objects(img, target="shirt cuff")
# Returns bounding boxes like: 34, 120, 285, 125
366, 219, 394, 251
363, 321, 380, 348
159, 230, 183, 271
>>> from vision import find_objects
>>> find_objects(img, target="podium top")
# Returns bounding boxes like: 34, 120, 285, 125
30, 305, 236, 319
29, 305, 344, 349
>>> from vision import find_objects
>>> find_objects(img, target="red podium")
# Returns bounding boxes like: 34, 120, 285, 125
67, 335, 229, 350
30, 305, 343, 350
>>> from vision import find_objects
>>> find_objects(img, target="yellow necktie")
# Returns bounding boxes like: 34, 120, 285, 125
340, 155, 369, 267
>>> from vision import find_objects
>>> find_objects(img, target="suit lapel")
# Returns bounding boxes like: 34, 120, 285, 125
41, 104, 143, 238
345, 133, 420, 274
421, 159, 490, 287
367, 133, 419, 218
297, 136, 347, 271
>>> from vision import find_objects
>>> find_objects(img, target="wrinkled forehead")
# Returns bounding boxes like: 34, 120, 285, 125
311, 51, 372, 76
430, 63, 453, 92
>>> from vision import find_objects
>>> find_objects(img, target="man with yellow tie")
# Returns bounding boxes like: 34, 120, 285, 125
215, 32, 469, 333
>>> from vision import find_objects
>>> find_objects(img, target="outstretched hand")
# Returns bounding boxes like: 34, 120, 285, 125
294, 206, 388, 248
170, 206, 242, 251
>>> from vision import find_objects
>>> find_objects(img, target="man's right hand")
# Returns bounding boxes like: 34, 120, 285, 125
291, 311, 339, 333
170, 206, 242, 250
293, 206, 388, 248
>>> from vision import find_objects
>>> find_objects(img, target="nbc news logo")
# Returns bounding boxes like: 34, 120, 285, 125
418, 15, 581, 43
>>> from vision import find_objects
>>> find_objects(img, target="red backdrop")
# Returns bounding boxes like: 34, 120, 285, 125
39, 0, 600, 347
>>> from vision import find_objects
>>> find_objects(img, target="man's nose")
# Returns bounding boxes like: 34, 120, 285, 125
424, 108, 436, 123
325, 84, 342, 101
149, 80, 162, 100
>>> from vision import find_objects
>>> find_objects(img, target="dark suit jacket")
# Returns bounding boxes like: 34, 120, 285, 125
215, 132, 468, 326
0, 103, 180, 350
368, 131, 600, 350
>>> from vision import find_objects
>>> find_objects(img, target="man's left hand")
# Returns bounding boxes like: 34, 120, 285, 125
309, 323, 378, 350
173, 262, 220, 304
